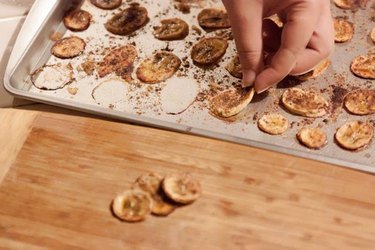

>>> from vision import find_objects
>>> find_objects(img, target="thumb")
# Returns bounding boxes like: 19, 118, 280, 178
222, 0, 263, 87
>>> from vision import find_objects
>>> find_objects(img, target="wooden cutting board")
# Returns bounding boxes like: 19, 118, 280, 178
1, 111, 375, 249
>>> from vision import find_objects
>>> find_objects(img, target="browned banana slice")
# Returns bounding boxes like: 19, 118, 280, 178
191, 37, 228, 66
51, 36, 86, 59
132, 173, 175, 216
296, 58, 331, 81
105, 4, 149, 36
197, 8, 230, 30
153, 18, 189, 41
371, 27, 375, 43
209, 88, 254, 118
297, 127, 327, 149
112, 189, 152, 222
162, 173, 201, 204
281, 88, 329, 118
225, 54, 242, 79
333, 18, 354, 43
136, 51, 181, 84
258, 113, 289, 135
31, 63, 74, 90
344, 89, 375, 115
90, 0, 122, 10
97, 45, 137, 81
350, 54, 375, 79
335, 121, 373, 150
63, 9, 92, 31
333, 0, 369, 9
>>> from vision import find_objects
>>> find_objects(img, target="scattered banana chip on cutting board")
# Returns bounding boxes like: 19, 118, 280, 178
90, 0, 122, 10
209, 88, 254, 118
112, 189, 152, 222
197, 8, 230, 30
136, 51, 181, 84
153, 18, 189, 41
333, 18, 354, 43
258, 113, 289, 135
31, 63, 74, 90
191, 37, 228, 66
350, 54, 375, 79
335, 121, 374, 150
63, 9, 92, 32
160, 78, 199, 115
281, 88, 329, 118
51, 36, 86, 59
344, 89, 375, 115
92, 79, 128, 108
295, 58, 331, 81
162, 173, 201, 204
297, 127, 327, 149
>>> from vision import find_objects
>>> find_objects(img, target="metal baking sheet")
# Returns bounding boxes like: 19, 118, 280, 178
4, 0, 375, 172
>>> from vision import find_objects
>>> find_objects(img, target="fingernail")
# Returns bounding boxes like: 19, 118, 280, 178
241, 70, 256, 88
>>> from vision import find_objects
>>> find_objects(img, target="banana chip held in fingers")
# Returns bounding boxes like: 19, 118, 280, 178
344, 89, 375, 115
162, 173, 201, 204
295, 58, 331, 81
225, 54, 242, 79
297, 127, 327, 149
209, 88, 254, 118
258, 113, 289, 135
335, 121, 374, 150
51, 36, 86, 59
112, 189, 152, 222
136, 51, 181, 84
281, 88, 329, 118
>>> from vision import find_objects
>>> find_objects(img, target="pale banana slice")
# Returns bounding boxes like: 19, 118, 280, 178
297, 127, 327, 149
162, 173, 201, 204
344, 89, 375, 115
209, 88, 254, 118
351, 54, 375, 79
335, 121, 374, 150
296, 58, 331, 81
333, 18, 354, 43
136, 51, 181, 84
257, 113, 289, 135
112, 189, 152, 222
281, 88, 329, 118
92, 79, 128, 108
132, 173, 175, 216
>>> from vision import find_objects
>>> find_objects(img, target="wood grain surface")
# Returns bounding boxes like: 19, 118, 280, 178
1, 110, 375, 250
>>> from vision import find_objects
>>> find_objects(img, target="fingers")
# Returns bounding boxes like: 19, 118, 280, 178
254, 1, 320, 93
222, 0, 263, 87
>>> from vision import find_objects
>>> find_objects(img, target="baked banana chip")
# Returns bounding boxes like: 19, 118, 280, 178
333, 18, 354, 43
335, 121, 373, 150
350, 54, 375, 79
191, 37, 228, 66
281, 88, 329, 118
31, 63, 74, 90
153, 18, 189, 41
197, 8, 230, 30
162, 173, 201, 204
209, 88, 254, 118
136, 51, 181, 84
97, 45, 137, 81
63, 9, 92, 32
225, 54, 242, 79
296, 58, 331, 81
344, 89, 375, 115
297, 127, 327, 149
51, 36, 86, 59
258, 113, 289, 135
112, 189, 152, 222
105, 4, 149, 36
90, 0, 122, 10
132, 173, 175, 216
333, 0, 369, 9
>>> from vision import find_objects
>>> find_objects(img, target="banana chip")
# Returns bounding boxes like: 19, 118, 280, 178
191, 37, 228, 66
297, 127, 327, 149
335, 121, 374, 150
51, 36, 86, 59
153, 18, 189, 41
197, 8, 230, 30
90, 0, 122, 10
162, 173, 201, 204
281, 88, 329, 118
209, 88, 254, 118
258, 113, 289, 135
296, 58, 331, 81
344, 89, 375, 115
225, 54, 242, 79
350, 54, 375, 79
63, 9, 92, 32
333, 18, 354, 43
112, 189, 152, 222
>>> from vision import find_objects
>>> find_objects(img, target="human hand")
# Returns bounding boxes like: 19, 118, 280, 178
222, 0, 334, 93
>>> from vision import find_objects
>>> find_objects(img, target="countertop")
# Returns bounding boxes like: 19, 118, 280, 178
1, 104, 375, 249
